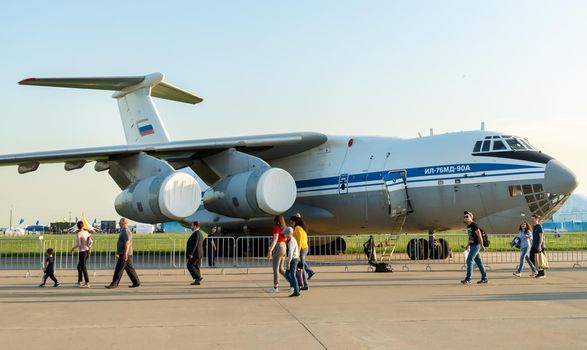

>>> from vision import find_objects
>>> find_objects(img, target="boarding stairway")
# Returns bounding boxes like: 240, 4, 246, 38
378, 214, 407, 262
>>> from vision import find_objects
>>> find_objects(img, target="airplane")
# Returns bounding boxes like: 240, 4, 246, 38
0, 73, 579, 256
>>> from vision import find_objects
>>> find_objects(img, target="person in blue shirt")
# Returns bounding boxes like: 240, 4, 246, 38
513, 222, 537, 277
39, 248, 59, 287
530, 214, 546, 278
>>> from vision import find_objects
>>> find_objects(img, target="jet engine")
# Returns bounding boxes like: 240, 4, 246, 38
203, 167, 297, 218
115, 172, 201, 224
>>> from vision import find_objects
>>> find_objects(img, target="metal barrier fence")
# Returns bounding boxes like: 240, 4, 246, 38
0, 233, 585, 272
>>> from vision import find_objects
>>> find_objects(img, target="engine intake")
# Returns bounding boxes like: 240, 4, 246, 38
115, 172, 201, 223
204, 168, 297, 218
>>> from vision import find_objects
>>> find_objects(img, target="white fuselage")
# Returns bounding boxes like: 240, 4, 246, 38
189, 130, 577, 235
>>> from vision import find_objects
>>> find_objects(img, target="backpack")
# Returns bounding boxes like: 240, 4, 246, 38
479, 227, 490, 247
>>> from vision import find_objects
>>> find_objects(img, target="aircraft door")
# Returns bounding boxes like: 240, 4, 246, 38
383, 170, 412, 217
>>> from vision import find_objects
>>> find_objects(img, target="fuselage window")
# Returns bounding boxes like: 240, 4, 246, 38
509, 185, 523, 197
493, 140, 507, 151
473, 141, 482, 153
505, 138, 526, 151
482, 140, 491, 152
522, 184, 533, 194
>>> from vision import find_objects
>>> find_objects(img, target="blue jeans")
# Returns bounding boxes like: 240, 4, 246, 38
299, 248, 312, 287
465, 244, 487, 280
286, 258, 300, 294
517, 246, 536, 273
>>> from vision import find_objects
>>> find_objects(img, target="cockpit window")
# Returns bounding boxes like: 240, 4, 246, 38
492, 140, 507, 151
520, 139, 535, 150
505, 138, 526, 151
482, 140, 491, 152
472, 135, 538, 154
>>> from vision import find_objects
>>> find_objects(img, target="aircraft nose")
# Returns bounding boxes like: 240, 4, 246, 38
543, 159, 578, 195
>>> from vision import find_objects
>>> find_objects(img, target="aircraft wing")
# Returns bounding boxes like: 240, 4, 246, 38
0, 132, 327, 173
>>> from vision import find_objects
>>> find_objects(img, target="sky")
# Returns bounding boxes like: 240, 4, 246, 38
0, 1, 586, 226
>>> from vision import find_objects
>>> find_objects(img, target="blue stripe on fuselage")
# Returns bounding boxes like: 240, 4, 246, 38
295, 163, 542, 190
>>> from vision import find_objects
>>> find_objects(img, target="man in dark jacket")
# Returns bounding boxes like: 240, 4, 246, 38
186, 221, 204, 285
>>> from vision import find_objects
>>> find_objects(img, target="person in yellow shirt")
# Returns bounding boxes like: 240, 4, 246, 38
290, 216, 315, 289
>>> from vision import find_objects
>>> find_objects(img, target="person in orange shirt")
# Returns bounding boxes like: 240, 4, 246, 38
290, 216, 315, 290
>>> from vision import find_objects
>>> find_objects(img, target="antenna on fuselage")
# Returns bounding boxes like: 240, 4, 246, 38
418, 132, 422, 138
481, 122, 485, 131
429, 128, 434, 136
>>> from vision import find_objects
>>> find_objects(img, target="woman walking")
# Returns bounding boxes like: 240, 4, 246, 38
71, 221, 92, 288
267, 215, 287, 293
513, 222, 537, 277
290, 216, 313, 290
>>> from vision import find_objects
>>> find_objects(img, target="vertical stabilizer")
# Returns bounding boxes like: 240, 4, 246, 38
114, 73, 171, 144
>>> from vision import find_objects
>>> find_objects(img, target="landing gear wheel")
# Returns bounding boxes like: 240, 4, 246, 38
437, 238, 450, 260
407, 238, 427, 260
418, 238, 429, 260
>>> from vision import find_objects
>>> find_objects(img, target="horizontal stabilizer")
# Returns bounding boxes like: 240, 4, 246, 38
19, 73, 203, 104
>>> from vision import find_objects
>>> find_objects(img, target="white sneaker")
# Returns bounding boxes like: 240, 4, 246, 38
267, 287, 279, 293
512, 272, 521, 277
530, 272, 538, 277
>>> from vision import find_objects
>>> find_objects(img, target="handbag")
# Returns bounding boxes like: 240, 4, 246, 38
536, 252, 550, 270
510, 236, 521, 249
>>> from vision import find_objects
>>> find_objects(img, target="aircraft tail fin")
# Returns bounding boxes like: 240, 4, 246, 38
19, 73, 203, 145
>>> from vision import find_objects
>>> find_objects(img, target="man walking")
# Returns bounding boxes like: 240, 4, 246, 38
186, 221, 204, 285
530, 214, 546, 278
105, 218, 140, 289
461, 211, 488, 285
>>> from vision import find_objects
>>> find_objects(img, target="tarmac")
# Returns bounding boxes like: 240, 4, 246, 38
0, 263, 586, 350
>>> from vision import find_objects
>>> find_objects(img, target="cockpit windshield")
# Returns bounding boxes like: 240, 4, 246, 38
472, 135, 537, 153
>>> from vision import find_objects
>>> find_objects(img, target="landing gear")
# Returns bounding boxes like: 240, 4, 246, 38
406, 232, 450, 260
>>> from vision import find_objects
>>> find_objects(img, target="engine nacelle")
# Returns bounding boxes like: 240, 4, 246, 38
115, 172, 201, 224
204, 168, 297, 218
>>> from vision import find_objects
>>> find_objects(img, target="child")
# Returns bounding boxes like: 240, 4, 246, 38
39, 248, 59, 287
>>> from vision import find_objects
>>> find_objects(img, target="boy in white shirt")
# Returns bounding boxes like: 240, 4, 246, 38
283, 226, 300, 297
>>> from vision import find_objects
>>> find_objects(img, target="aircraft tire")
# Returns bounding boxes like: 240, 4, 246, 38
407, 238, 426, 260
418, 238, 430, 260
437, 238, 450, 259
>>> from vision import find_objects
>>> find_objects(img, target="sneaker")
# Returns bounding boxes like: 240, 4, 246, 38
267, 287, 279, 293
460, 279, 471, 285
535, 275, 546, 279
300, 286, 309, 291
190, 281, 201, 285
530, 272, 538, 277
38, 284, 45, 288
105, 284, 118, 289
53, 283, 60, 288
513, 272, 521, 277
84, 283, 91, 288
308, 272, 315, 280
477, 279, 488, 284
288, 293, 301, 297
128, 284, 141, 288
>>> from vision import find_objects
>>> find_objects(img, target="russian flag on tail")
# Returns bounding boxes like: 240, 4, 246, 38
137, 118, 155, 136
